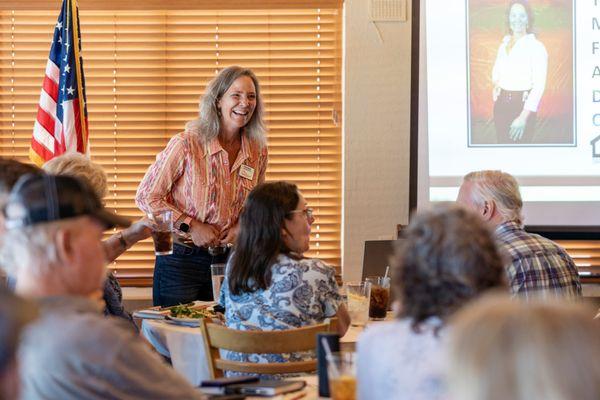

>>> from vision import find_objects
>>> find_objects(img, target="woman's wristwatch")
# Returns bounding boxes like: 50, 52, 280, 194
177, 215, 193, 233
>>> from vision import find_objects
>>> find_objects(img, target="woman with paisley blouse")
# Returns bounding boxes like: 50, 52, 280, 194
136, 66, 268, 306
219, 181, 350, 368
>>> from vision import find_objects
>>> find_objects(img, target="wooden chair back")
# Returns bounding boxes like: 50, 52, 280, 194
200, 318, 336, 378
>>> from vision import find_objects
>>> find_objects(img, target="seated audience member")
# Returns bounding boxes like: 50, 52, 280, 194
220, 181, 350, 370
43, 153, 152, 327
1, 174, 205, 399
0, 158, 43, 288
457, 170, 581, 299
357, 205, 506, 400
448, 295, 600, 400
0, 288, 37, 400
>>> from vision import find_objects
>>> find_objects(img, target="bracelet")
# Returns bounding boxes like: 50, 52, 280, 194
117, 232, 128, 249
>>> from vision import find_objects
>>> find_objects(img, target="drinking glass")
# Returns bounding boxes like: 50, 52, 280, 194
327, 352, 357, 400
149, 210, 173, 256
210, 264, 226, 302
345, 282, 371, 326
366, 276, 391, 320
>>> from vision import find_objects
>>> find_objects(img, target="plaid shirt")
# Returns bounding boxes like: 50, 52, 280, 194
495, 221, 582, 300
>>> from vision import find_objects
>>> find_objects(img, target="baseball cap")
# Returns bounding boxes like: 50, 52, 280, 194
2, 174, 131, 230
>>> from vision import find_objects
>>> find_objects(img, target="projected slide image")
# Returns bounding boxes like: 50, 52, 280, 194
422, 0, 600, 225
467, 0, 575, 146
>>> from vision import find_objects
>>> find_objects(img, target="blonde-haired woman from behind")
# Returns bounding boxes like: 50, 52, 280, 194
449, 295, 600, 400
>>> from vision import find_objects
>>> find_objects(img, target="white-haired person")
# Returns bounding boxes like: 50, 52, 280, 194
448, 295, 600, 400
136, 65, 268, 306
357, 205, 507, 400
44, 153, 152, 328
457, 170, 581, 299
1, 174, 206, 399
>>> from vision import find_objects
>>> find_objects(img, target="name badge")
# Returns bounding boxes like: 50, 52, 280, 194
239, 164, 255, 180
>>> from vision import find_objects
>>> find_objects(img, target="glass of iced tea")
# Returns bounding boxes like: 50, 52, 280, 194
149, 210, 173, 256
327, 352, 357, 400
366, 276, 390, 320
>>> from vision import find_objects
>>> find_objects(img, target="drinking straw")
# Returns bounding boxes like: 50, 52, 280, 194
321, 337, 340, 377
383, 266, 391, 288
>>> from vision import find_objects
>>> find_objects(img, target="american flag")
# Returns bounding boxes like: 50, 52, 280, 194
30, 0, 88, 166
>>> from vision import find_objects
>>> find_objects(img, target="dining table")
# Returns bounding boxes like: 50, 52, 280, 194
140, 318, 385, 387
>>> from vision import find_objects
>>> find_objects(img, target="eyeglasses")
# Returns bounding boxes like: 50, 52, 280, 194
287, 207, 314, 220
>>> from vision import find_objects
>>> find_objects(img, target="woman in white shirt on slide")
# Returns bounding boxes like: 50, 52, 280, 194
492, 0, 547, 144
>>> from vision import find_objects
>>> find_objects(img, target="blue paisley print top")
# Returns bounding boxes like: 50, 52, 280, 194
219, 254, 342, 368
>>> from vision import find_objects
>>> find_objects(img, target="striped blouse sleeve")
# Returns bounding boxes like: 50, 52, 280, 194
135, 134, 187, 222
257, 146, 268, 184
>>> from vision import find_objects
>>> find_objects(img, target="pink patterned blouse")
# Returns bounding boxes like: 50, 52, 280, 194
136, 130, 268, 234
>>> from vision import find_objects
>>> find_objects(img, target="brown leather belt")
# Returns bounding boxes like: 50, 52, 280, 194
174, 236, 231, 256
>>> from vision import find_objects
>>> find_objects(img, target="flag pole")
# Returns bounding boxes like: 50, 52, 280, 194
70, 0, 88, 153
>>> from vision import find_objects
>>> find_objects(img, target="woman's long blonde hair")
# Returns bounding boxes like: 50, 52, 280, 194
449, 295, 600, 400
185, 66, 266, 147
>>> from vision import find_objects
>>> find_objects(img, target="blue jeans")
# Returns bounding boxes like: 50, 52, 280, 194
153, 244, 229, 307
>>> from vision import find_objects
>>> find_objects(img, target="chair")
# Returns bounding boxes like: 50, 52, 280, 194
200, 318, 337, 378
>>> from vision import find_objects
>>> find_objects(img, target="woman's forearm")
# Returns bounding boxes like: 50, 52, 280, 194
336, 304, 351, 336
103, 220, 153, 262
517, 109, 531, 122
103, 231, 130, 263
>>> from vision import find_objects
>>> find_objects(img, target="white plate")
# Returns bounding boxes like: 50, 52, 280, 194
133, 301, 216, 320
164, 315, 204, 327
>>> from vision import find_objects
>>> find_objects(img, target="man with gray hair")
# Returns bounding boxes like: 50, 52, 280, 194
456, 170, 581, 299
1, 174, 205, 399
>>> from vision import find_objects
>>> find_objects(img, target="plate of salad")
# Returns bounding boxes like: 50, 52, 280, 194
164, 305, 217, 326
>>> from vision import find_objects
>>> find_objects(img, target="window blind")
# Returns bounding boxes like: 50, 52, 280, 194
556, 240, 600, 284
0, 1, 342, 285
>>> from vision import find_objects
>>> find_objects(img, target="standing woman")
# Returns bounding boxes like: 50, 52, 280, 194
136, 66, 268, 306
492, 0, 547, 144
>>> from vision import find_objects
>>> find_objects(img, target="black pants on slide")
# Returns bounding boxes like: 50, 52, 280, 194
494, 89, 537, 144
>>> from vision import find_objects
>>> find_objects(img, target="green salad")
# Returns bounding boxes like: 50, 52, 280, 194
169, 305, 215, 319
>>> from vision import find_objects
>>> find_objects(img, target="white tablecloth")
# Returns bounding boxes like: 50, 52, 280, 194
141, 319, 211, 386
141, 319, 366, 387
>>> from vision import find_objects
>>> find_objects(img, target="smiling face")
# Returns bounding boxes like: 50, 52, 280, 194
509, 3, 529, 36
217, 75, 257, 133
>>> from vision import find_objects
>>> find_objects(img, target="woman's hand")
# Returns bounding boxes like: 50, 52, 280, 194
124, 217, 153, 244
103, 217, 153, 263
189, 221, 219, 248
219, 223, 239, 246
509, 110, 531, 141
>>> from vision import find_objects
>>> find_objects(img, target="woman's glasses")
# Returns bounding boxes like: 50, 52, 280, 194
287, 208, 314, 220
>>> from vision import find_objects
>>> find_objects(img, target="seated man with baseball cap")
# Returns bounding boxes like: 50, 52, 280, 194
1, 174, 205, 399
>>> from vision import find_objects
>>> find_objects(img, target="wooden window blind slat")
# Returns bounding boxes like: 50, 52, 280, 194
0, 3, 342, 284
